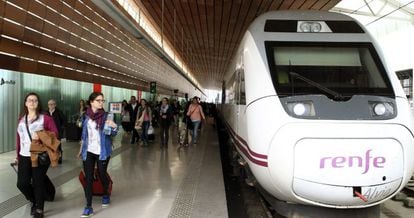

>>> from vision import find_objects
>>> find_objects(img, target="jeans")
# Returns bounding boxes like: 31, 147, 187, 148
140, 121, 150, 145
83, 152, 110, 207
17, 155, 50, 210
190, 121, 201, 143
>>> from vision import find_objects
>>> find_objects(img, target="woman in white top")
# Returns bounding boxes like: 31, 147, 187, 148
78, 92, 118, 217
15, 92, 58, 218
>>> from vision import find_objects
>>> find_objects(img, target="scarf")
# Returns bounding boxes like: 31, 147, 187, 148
86, 107, 105, 129
160, 104, 169, 114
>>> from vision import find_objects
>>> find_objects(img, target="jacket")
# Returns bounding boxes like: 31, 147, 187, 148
80, 113, 118, 161
30, 131, 61, 167
16, 114, 58, 159
159, 105, 174, 127
46, 107, 66, 140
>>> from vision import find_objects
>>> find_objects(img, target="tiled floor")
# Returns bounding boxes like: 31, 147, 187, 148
0, 123, 228, 218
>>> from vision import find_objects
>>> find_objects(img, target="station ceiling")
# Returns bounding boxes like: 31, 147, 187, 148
139, 0, 341, 89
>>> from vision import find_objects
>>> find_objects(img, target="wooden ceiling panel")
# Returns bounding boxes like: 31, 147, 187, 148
269, 0, 284, 10
299, 0, 319, 9
139, 0, 341, 89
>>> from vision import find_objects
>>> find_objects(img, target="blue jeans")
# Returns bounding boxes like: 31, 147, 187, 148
141, 121, 150, 145
191, 121, 201, 143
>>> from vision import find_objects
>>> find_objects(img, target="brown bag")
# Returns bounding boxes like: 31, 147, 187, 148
30, 131, 61, 167
134, 113, 144, 130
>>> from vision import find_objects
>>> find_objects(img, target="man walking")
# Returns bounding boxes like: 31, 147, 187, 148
47, 99, 66, 164
128, 96, 139, 144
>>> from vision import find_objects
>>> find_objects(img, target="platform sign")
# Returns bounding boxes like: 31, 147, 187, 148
150, 82, 156, 94
109, 102, 122, 114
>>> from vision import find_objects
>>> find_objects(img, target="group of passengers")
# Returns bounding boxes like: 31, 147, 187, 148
120, 96, 206, 148
13, 91, 208, 218
14, 92, 117, 218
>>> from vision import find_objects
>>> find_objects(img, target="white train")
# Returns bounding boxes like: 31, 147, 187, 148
220, 10, 414, 214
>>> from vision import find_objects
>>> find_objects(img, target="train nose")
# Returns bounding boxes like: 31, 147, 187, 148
293, 138, 403, 206
267, 123, 412, 208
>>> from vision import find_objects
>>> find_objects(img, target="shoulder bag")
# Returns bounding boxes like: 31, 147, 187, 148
25, 116, 50, 166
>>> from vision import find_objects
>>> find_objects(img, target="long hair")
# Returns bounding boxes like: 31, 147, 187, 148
19, 92, 42, 121
140, 99, 147, 107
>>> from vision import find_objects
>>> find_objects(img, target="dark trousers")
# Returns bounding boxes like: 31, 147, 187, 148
160, 124, 170, 146
17, 155, 50, 210
131, 122, 139, 143
83, 152, 110, 207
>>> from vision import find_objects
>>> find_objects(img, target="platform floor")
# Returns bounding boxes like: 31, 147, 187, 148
0, 123, 228, 218
1, 121, 414, 218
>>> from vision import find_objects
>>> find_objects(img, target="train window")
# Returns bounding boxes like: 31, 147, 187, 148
239, 69, 246, 105
226, 73, 236, 104
265, 42, 394, 100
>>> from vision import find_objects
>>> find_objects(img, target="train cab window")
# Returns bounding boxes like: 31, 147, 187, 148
265, 42, 394, 100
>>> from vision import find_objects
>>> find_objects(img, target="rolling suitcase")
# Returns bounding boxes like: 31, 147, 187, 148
10, 163, 56, 201
79, 168, 113, 196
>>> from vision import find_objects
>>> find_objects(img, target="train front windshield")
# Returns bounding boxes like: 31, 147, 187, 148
265, 42, 395, 100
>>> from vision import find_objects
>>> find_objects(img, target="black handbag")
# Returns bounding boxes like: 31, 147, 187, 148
25, 116, 51, 166
37, 151, 51, 166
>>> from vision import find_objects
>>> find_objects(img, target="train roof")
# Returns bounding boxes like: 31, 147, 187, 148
247, 10, 362, 34
254, 10, 354, 22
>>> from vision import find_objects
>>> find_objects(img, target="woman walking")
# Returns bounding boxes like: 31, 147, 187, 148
15, 92, 58, 218
137, 99, 152, 146
187, 97, 205, 145
79, 92, 118, 217
159, 97, 173, 149
121, 100, 131, 133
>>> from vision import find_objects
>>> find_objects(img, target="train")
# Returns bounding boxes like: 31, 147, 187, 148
220, 10, 414, 216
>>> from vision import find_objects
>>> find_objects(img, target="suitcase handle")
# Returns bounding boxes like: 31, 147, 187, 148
10, 162, 18, 173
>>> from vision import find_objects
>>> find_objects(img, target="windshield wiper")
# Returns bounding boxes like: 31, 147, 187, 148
289, 72, 344, 100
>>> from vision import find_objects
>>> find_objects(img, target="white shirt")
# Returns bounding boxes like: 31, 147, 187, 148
87, 119, 101, 155
17, 115, 45, 157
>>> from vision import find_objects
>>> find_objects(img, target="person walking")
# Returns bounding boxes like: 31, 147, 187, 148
15, 92, 58, 218
186, 97, 205, 145
78, 92, 118, 217
127, 96, 139, 144
159, 97, 173, 149
46, 99, 66, 164
79, 99, 87, 117
137, 99, 152, 146
120, 100, 131, 133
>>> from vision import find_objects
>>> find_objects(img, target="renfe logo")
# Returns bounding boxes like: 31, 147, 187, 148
319, 149, 386, 174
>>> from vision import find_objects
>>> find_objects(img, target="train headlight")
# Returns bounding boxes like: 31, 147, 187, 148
297, 21, 332, 33
370, 102, 394, 117
287, 101, 316, 117
299, 22, 321, 32
293, 103, 306, 116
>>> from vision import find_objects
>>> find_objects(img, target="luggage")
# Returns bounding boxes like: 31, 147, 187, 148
79, 169, 113, 196
44, 175, 56, 201
66, 122, 81, 141
10, 163, 56, 201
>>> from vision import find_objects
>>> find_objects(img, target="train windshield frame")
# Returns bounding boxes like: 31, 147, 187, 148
265, 41, 395, 99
